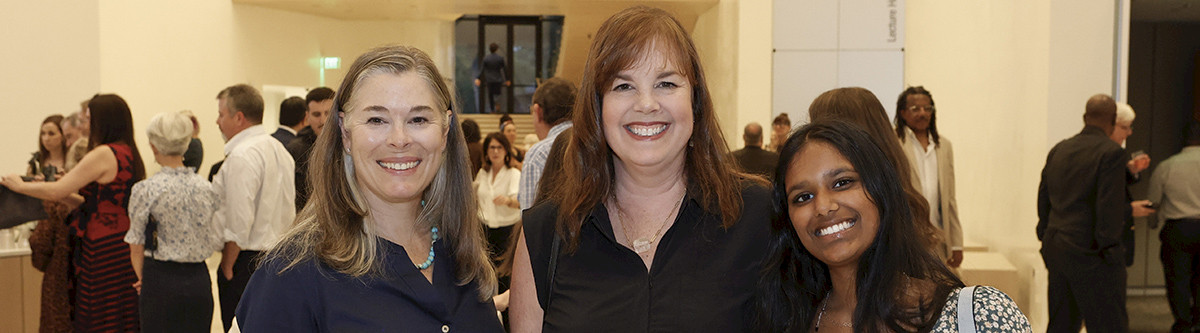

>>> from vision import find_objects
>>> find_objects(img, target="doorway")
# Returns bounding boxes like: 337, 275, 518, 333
1125, 21, 1200, 290
455, 15, 564, 115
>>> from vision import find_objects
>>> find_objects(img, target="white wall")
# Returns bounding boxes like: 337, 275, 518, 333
692, 0, 774, 149
906, 0, 1117, 329
0, 1, 100, 174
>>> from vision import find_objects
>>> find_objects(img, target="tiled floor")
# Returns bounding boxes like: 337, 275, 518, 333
1129, 295, 1174, 333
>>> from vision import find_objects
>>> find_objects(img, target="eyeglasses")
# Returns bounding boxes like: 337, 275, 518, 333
906, 105, 935, 113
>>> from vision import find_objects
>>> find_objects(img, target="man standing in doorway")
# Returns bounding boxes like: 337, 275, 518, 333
1037, 94, 1129, 332
475, 42, 510, 113
212, 84, 296, 331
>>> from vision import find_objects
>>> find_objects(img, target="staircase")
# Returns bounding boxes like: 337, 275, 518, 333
458, 113, 538, 149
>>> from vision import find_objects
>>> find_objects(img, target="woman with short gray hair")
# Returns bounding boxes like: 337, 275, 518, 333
124, 111, 221, 332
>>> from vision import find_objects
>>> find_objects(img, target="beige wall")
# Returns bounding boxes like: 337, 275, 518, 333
906, 0, 1117, 328
0, 2, 100, 174
692, 0, 773, 150
0, 1, 454, 177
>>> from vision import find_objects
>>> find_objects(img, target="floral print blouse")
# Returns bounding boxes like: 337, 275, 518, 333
124, 166, 222, 263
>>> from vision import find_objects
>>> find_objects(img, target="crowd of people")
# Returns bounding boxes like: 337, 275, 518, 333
5, 4, 1200, 333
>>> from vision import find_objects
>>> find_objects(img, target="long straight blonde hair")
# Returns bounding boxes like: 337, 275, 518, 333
264, 45, 496, 300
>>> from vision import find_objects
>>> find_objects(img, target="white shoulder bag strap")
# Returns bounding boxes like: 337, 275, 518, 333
957, 285, 978, 333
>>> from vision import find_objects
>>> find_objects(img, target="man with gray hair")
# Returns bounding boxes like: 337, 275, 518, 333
1110, 102, 1156, 267
211, 84, 295, 331
60, 112, 89, 170
731, 122, 778, 181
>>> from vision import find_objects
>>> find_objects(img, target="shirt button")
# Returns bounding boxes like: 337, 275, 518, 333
441, 325, 450, 332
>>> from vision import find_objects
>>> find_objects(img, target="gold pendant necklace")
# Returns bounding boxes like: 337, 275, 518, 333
614, 190, 686, 255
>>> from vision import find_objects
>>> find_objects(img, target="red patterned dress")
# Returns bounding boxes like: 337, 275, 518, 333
70, 143, 140, 331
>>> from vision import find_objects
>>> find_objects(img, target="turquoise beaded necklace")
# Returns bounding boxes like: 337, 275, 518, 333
415, 226, 439, 270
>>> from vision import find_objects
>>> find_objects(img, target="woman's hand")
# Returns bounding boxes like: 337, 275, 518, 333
133, 280, 142, 295
0, 174, 26, 189
494, 195, 508, 206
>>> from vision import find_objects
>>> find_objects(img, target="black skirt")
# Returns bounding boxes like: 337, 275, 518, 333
140, 258, 212, 333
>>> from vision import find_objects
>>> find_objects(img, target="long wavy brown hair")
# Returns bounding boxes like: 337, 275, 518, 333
545, 6, 761, 251
808, 87, 941, 250
264, 45, 496, 300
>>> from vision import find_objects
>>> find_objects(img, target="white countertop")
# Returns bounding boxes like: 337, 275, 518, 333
0, 246, 31, 258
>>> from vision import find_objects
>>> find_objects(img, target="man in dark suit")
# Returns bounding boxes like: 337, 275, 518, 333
475, 43, 509, 113
271, 96, 306, 145
1037, 94, 1129, 333
286, 87, 335, 212
731, 122, 778, 181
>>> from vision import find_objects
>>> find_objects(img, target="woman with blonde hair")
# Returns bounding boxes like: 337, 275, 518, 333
236, 45, 502, 332
124, 111, 220, 332
510, 6, 771, 332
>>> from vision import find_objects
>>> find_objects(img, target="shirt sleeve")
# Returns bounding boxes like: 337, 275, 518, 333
507, 169, 522, 197
124, 181, 150, 245
1094, 147, 1128, 254
519, 144, 546, 210
217, 152, 265, 245
966, 286, 1032, 331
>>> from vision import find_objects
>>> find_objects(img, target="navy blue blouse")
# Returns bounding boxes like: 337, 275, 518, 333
236, 237, 503, 332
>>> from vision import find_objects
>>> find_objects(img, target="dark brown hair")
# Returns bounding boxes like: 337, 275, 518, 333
481, 132, 514, 171
37, 114, 66, 163
548, 6, 760, 251
808, 87, 939, 250
88, 94, 146, 181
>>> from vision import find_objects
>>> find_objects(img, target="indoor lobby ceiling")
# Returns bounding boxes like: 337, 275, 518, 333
233, 0, 719, 21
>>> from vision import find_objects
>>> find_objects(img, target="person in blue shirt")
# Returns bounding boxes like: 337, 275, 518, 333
235, 45, 502, 332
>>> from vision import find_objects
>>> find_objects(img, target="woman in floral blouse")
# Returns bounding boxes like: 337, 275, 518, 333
125, 111, 221, 333
756, 121, 1030, 332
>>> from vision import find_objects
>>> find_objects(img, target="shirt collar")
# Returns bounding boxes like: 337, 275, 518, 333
279, 126, 298, 135
224, 124, 266, 155
158, 166, 194, 175
548, 121, 573, 138
584, 189, 701, 245
904, 127, 934, 150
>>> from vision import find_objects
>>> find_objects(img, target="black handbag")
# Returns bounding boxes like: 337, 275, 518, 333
0, 186, 48, 229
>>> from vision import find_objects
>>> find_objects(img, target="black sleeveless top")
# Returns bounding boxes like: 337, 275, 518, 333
523, 184, 772, 332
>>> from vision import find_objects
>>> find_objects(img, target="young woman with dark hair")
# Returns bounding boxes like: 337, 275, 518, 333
30, 114, 67, 176
3, 94, 146, 331
756, 120, 1028, 332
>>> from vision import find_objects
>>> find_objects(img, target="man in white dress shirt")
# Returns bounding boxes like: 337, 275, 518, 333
212, 84, 296, 331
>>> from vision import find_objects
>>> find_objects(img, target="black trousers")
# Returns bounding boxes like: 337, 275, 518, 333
1042, 232, 1128, 332
140, 258, 212, 333
1161, 219, 1200, 333
217, 250, 260, 332
484, 82, 503, 113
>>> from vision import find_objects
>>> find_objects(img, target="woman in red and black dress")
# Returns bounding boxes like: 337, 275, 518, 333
4, 94, 146, 331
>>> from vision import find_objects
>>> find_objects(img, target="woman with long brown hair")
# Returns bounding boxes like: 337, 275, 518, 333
26, 114, 73, 333
236, 45, 501, 332
4, 94, 146, 331
510, 6, 771, 332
